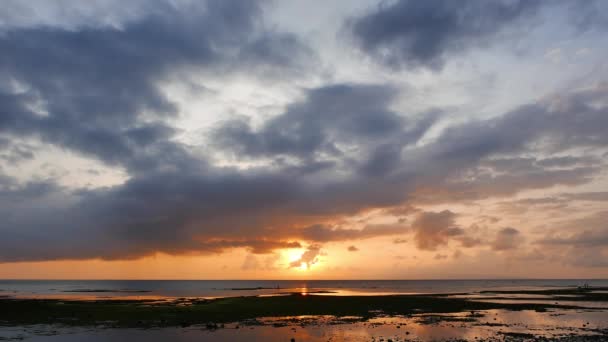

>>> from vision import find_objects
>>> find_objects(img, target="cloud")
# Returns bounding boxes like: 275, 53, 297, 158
516, 249, 545, 261
289, 244, 322, 269
564, 192, 608, 202
0, 0, 311, 172
409, 86, 608, 204
497, 191, 608, 215
241, 253, 281, 271
535, 156, 600, 168
1, 82, 607, 262
537, 212, 608, 248
417, 166, 599, 205
409, 210, 487, 251
241, 254, 260, 271
347, 245, 359, 252
212, 84, 439, 166
383, 205, 420, 218
0, 138, 35, 164
296, 223, 407, 242
347, 0, 541, 70
491, 227, 523, 251
237, 240, 302, 255
457, 236, 482, 248
530, 212, 608, 267
411, 210, 463, 251
0, 12, 608, 266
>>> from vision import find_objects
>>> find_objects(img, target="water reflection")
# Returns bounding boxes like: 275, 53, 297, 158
4, 279, 607, 300
3, 309, 607, 341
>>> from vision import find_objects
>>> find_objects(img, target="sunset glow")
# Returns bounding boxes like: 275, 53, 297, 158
4, 2, 608, 341
0, 0, 607, 282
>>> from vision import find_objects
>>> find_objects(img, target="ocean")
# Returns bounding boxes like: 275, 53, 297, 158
1, 279, 605, 299
3, 279, 608, 341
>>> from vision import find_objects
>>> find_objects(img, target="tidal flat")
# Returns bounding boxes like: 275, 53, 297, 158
1, 287, 608, 341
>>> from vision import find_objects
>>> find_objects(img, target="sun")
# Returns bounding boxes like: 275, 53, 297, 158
286, 248, 302, 263
285, 248, 308, 271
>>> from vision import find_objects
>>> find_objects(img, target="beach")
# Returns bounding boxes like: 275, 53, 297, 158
1, 281, 608, 341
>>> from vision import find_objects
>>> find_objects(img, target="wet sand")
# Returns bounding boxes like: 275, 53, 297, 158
1, 286, 608, 341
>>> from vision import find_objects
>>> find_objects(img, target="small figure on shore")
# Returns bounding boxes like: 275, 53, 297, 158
577, 282, 591, 292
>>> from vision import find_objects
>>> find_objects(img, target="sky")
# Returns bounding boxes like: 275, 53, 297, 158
1, 0, 608, 279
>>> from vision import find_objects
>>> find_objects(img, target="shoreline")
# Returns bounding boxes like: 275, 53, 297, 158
2, 287, 608, 341
1, 287, 607, 327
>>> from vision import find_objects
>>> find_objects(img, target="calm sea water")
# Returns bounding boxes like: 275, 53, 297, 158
1, 279, 606, 299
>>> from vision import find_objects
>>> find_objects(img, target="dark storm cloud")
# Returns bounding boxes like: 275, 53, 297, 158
567, 0, 608, 31
408, 86, 608, 204
0, 177, 59, 202
0, 0, 317, 262
2, 82, 608, 262
414, 166, 598, 205
1, 0, 608, 267
347, 0, 541, 69
0, 0, 310, 171
236, 33, 316, 76
427, 94, 608, 160
213, 84, 429, 161
212, 83, 443, 189
0, 167, 306, 261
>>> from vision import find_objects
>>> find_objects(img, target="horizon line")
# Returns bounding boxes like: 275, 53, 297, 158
1, 278, 606, 281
